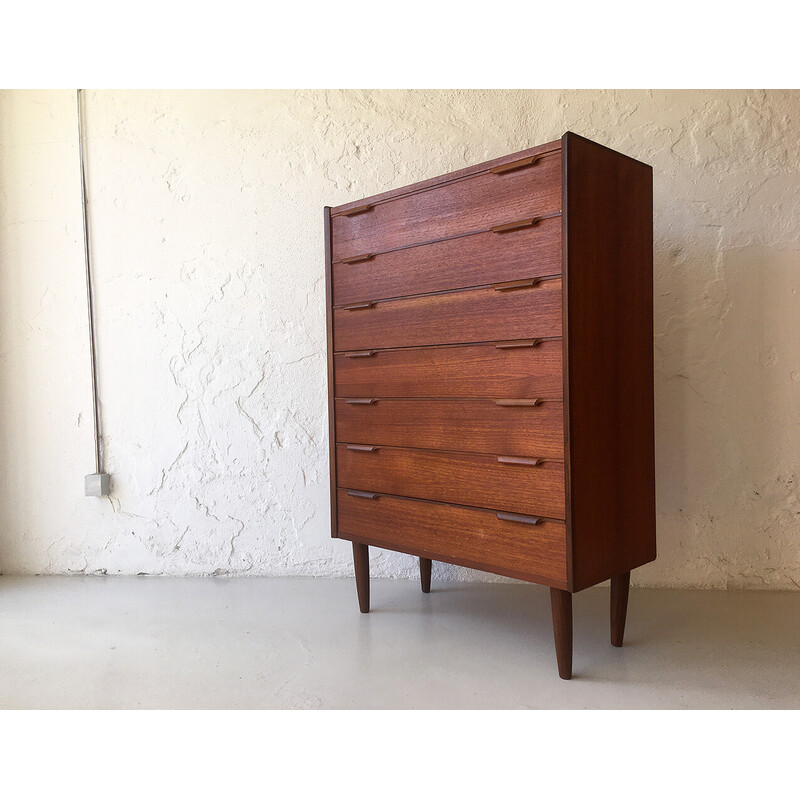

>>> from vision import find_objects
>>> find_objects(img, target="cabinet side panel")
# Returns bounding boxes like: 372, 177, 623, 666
563, 133, 656, 591
324, 207, 338, 538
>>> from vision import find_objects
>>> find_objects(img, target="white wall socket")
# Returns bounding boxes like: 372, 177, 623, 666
85, 473, 110, 497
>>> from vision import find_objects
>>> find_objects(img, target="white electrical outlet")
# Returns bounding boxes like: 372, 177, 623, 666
85, 473, 110, 497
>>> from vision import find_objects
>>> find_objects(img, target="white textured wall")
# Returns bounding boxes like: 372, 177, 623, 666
1, 89, 798, 587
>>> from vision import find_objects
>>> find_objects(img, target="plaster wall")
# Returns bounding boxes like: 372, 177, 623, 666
1, 89, 798, 587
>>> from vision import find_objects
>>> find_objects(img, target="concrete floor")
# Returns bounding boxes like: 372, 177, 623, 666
1, 575, 798, 709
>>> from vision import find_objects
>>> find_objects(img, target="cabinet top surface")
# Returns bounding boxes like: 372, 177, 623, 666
329, 138, 562, 216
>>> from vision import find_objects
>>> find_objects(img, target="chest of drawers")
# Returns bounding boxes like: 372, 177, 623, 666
323, 132, 656, 679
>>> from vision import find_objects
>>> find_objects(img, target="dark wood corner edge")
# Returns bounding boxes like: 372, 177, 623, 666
571, 551, 657, 594
324, 206, 338, 538
562, 130, 653, 172
560, 134, 574, 592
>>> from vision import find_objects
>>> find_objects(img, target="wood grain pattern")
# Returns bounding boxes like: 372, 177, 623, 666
331, 140, 561, 217
610, 571, 631, 647
335, 398, 565, 459
550, 588, 573, 680
337, 444, 566, 519
337, 489, 568, 586
332, 214, 561, 306
352, 542, 370, 613
334, 277, 562, 351
420, 557, 432, 593
332, 152, 561, 259
562, 132, 656, 591
335, 339, 562, 399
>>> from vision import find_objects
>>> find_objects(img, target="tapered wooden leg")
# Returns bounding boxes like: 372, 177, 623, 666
352, 542, 370, 613
420, 558, 432, 593
550, 588, 573, 680
610, 571, 631, 647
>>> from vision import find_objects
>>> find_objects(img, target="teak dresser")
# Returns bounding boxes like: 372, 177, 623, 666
323, 132, 656, 679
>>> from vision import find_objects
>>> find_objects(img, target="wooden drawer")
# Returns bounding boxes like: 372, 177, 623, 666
334, 277, 562, 352
337, 489, 567, 586
332, 214, 561, 306
331, 151, 561, 260
335, 339, 562, 399
335, 398, 564, 458
337, 444, 566, 519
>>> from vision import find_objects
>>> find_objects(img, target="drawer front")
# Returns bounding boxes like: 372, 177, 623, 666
335, 339, 562, 399
334, 277, 562, 352
337, 444, 566, 519
337, 489, 567, 585
331, 151, 561, 260
335, 398, 564, 458
332, 214, 561, 306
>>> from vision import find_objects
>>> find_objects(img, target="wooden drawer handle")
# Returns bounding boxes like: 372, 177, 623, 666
343, 300, 376, 310
341, 253, 374, 264
494, 398, 541, 407
344, 350, 376, 358
343, 204, 373, 217
496, 456, 542, 466
496, 511, 541, 525
495, 339, 542, 349
490, 155, 540, 174
492, 278, 541, 291
346, 445, 379, 452
345, 398, 377, 405
491, 218, 541, 234
348, 489, 379, 499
